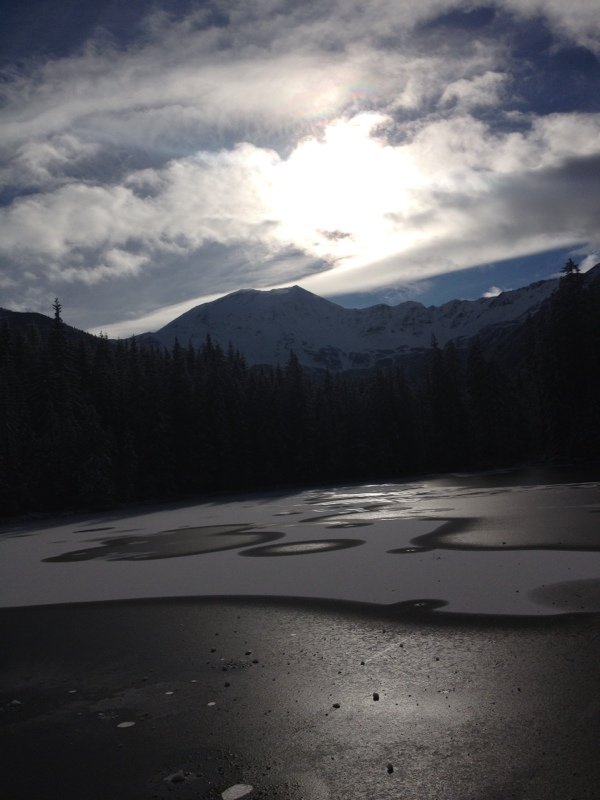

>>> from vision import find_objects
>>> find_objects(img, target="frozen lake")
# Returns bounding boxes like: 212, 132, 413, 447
1, 467, 599, 615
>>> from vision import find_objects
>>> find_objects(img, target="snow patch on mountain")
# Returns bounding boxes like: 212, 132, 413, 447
142, 278, 562, 370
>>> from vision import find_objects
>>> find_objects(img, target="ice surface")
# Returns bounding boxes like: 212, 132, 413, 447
1, 469, 599, 616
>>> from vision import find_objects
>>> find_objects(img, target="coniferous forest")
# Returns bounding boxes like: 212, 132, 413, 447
1, 269, 599, 517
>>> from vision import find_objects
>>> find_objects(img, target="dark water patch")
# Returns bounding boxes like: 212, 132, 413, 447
529, 579, 600, 612
239, 539, 364, 557
0, 530, 36, 539
73, 527, 116, 533
43, 525, 284, 562
300, 512, 356, 523
411, 517, 600, 551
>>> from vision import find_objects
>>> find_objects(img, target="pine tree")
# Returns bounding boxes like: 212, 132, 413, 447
561, 257, 580, 276
53, 297, 63, 322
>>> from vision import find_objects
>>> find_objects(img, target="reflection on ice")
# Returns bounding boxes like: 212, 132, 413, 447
1, 468, 599, 616
326, 521, 374, 528
240, 539, 363, 557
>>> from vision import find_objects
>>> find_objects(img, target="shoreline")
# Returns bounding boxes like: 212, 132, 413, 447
3, 460, 598, 531
2, 591, 600, 624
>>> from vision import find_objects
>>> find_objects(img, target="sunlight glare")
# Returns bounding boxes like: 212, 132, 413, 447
270, 113, 426, 268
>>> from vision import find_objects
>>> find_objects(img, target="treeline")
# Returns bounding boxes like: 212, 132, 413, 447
1, 270, 599, 516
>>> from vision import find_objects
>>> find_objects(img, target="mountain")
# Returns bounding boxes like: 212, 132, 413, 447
0, 307, 98, 345
141, 272, 591, 371
2, 266, 598, 373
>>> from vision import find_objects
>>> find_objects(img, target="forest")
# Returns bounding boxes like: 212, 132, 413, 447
1, 268, 599, 517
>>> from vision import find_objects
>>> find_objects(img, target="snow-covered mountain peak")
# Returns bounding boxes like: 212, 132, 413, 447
142, 273, 565, 371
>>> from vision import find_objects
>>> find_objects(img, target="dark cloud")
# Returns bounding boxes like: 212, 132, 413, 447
495, 153, 600, 241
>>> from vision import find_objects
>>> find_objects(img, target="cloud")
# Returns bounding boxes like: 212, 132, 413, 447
502, 0, 600, 52
483, 286, 503, 297
57, 250, 149, 285
577, 252, 600, 272
438, 71, 507, 110
1, 0, 599, 331
0, 143, 279, 262
0, 25, 503, 174
2, 107, 599, 328
1, 134, 100, 189
0, 272, 17, 289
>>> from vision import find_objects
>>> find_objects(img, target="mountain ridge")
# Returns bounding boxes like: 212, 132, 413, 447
2, 265, 598, 372
141, 270, 600, 371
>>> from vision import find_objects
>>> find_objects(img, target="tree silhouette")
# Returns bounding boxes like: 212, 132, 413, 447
561, 258, 579, 276
52, 297, 63, 323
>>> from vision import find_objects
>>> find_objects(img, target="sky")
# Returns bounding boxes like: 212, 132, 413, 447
1, 0, 599, 336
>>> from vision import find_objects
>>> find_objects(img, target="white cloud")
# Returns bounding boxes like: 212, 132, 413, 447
483, 286, 503, 297
0, 1, 596, 163
0, 34, 503, 171
88, 291, 225, 338
578, 253, 599, 272
0, 52, 353, 149
55, 250, 149, 285
0, 144, 280, 264
439, 71, 507, 110
2, 107, 599, 307
1, 134, 99, 188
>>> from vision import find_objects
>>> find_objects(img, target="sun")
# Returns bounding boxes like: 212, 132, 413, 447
269, 113, 425, 269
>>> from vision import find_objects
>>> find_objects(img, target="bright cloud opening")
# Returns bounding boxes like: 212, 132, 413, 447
270, 113, 426, 266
